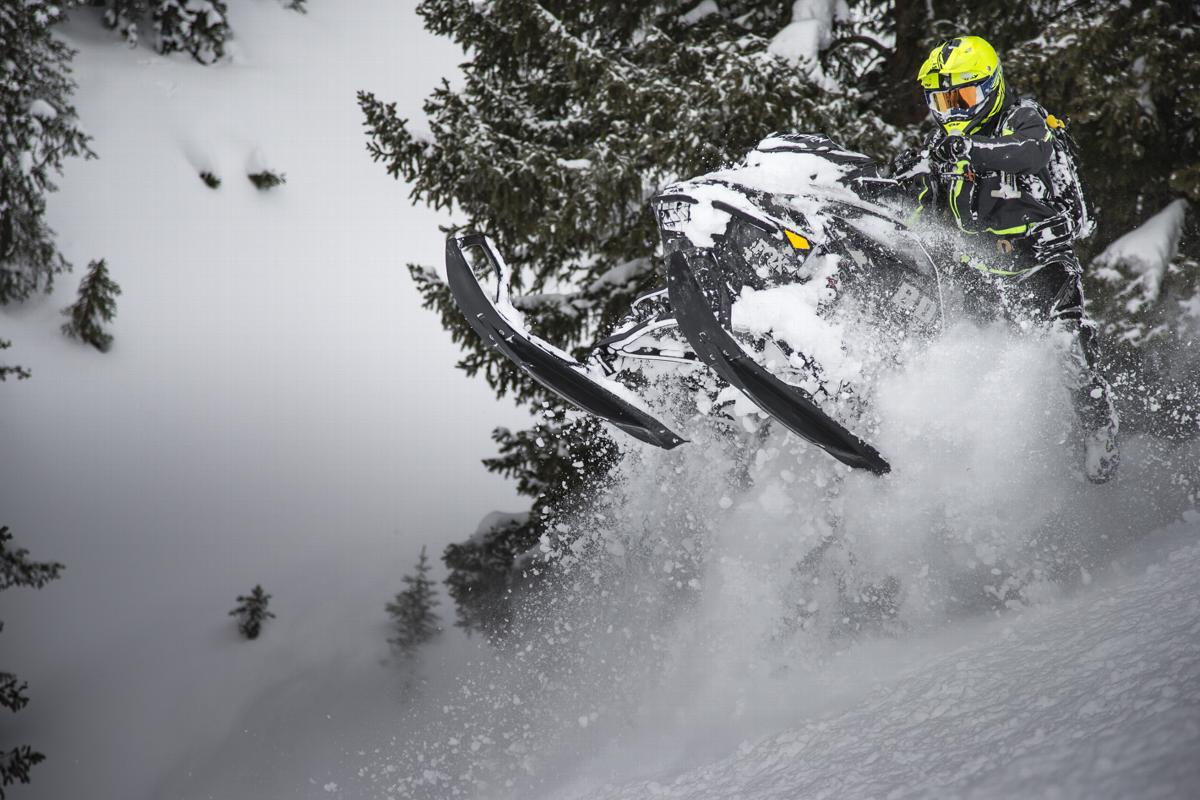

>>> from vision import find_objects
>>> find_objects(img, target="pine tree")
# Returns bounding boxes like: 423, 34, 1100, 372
0, 526, 64, 797
95, 0, 232, 64
61, 259, 121, 353
153, 0, 231, 65
0, 1, 94, 304
229, 585, 275, 640
97, 0, 143, 45
0, 341, 31, 383
360, 0, 892, 637
386, 547, 441, 657
1003, 0, 1199, 261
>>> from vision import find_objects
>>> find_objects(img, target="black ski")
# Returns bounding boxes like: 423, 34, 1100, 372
666, 251, 890, 474
445, 234, 687, 450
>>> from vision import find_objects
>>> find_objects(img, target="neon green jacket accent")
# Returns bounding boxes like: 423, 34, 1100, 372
902, 95, 1062, 236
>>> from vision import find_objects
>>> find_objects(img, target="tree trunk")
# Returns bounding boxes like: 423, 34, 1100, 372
879, 0, 931, 126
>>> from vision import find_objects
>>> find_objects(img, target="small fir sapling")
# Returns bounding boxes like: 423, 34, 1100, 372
0, 525, 64, 796
229, 585, 275, 640
0, 341, 31, 382
283, 0, 307, 13
385, 547, 441, 658
247, 170, 286, 190
247, 147, 286, 190
199, 170, 221, 189
61, 259, 121, 353
0, 0, 94, 304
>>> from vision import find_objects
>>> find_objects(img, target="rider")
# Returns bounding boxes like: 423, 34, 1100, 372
892, 35, 1120, 483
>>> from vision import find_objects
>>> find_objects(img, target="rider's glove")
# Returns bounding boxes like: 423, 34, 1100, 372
889, 147, 924, 179
931, 134, 972, 170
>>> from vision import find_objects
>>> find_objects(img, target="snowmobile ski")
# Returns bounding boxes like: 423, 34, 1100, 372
445, 233, 687, 450
665, 251, 891, 474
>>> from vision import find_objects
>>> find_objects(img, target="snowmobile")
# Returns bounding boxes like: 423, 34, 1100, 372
445, 134, 951, 476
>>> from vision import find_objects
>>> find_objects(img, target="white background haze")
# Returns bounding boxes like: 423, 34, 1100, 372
0, 3, 524, 798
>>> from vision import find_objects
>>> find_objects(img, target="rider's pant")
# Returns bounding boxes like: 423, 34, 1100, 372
1007, 249, 1118, 437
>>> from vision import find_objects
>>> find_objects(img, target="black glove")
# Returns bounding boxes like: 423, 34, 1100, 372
931, 134, 972, 170
889, 147, 923, 178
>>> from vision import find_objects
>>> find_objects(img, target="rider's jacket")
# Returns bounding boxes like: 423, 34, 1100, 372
897, 94, 1063, 239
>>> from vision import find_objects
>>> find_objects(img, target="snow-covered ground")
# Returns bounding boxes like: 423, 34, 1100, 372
0, 3, 523, 799
3, 5, 1198, 800
572, 521, 1200, 799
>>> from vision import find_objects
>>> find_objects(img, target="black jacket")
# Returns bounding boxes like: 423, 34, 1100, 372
898, 95, 1063, 237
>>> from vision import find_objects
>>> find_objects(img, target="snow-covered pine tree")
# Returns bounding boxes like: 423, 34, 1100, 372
386, 546, 441, 657
360, 0, 891, 637
0, 525, 64, 796
61, 259, 121, 352
153, 0, 230, 64
96, 0, 145, 45
229, 585, 275, 640
0, 341, 31, 382
0, 1, 94, 304
1004, 0, 1199, 262
94, 0, 231, 64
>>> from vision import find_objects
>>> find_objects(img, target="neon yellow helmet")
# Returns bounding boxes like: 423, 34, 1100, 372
917, 36, 1006, 135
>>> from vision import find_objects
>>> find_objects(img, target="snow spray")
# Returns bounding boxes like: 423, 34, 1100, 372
360, 322, 1198, 800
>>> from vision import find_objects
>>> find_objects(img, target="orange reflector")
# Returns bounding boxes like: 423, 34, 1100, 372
784, 229, 811, 250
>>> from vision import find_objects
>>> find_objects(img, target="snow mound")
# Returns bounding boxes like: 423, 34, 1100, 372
680, 0, 719, 26
1092, 198, 1189, 312
578, 527, 1200, 800
768, 0, 836, 68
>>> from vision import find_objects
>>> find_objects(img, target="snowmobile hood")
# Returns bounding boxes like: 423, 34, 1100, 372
653, 134, 905, 252
661, 134, 891, 201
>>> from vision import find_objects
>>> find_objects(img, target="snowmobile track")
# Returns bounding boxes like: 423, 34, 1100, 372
666, 250, 890, 474
445, 234, 687, 450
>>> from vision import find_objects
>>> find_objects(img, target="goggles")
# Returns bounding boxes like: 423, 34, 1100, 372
925, 84, 986, 114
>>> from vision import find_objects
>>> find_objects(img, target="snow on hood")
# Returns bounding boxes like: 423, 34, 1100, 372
660, 139, 897, 248
730, 253, 863, 386
709, 144, 859, 196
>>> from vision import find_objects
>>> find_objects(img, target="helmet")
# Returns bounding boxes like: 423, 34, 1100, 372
917, 36, 1006, 135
